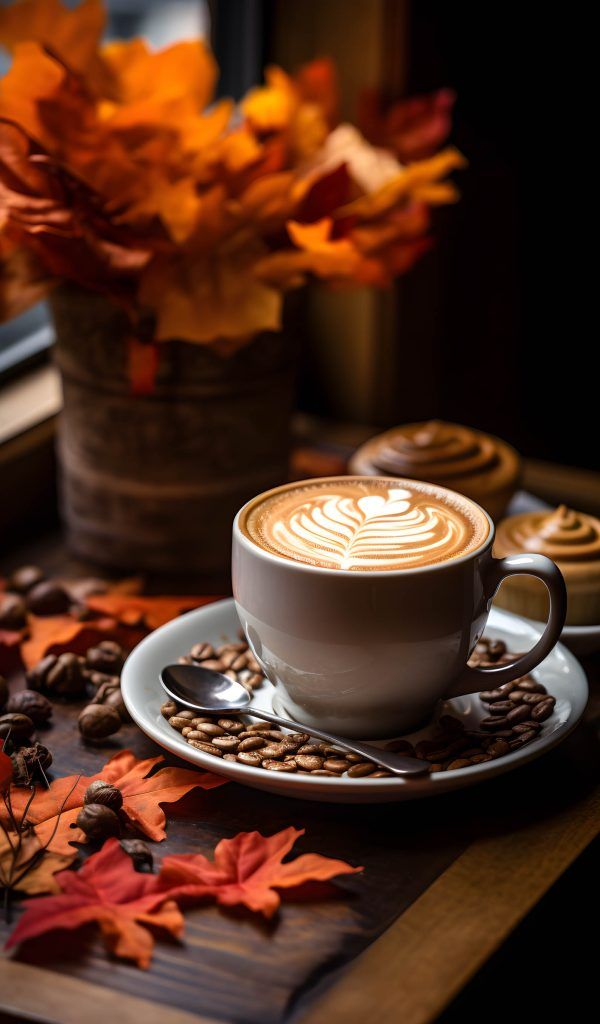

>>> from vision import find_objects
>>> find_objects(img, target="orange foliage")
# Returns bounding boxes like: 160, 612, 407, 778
0, 0, 463, 377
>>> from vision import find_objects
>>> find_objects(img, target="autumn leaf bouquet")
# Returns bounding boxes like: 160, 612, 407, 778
0, 0, 464, 384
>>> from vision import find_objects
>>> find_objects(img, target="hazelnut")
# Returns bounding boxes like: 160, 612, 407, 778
45, 653, 87, 699
26, 581, 70, 616
6, 689, 52, 725
7, 565, 45, 594
83, 780, 123, 811
75, 803, 121, 841
85, 640, 124, 676
26, 654, 58, 692
120, 838, 153, 871
10, 743, 53, 786
0, 713, 35, 742
78, 703, 121, 740
0, 593, 27, 630
99, 686, 130, 723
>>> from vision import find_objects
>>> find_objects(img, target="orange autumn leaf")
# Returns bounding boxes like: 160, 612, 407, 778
20, 613, 118, 669
0, 751, 226, 856
159, 827, 362, 918
5, 838, 184, 968
0, 829, 76, 895
86, 592, 218, 630
102, 38, 217, 113
0, 0, 106, 86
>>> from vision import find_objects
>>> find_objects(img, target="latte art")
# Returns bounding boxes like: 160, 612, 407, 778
242, 478, 489, 571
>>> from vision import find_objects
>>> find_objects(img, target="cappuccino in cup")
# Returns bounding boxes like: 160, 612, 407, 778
233, 477, 566, 737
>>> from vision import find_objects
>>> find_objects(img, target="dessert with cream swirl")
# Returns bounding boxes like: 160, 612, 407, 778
349, 421, 520, 520
495, 506, 600, 624
241, 477, 489, 571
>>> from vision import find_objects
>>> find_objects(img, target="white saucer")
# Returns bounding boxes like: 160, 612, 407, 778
121, 599, 588, 804
527, 617, 600, 657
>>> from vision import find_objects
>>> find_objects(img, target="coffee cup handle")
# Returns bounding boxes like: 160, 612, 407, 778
445, 553, 567, 698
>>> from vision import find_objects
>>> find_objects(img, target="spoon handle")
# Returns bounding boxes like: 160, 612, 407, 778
245, 707, 429, 777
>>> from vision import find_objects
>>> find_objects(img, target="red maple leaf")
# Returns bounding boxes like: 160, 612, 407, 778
5, 838, 184, 967
1, 751, 227, 855
159, 827, 362, 917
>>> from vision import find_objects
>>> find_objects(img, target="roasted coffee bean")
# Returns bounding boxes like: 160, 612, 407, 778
508, 689, 528, 703
246, 722, 270, 733
295, 755, 324, 770
238, 736, 267, 752
383, 739, 416, 755
531, 697, 556, 722
86, 640, 124, 676
217, 719, 244, 735
245, 656, 262, 674
480, 716, 510, 731
261, 730, 287, 741
489, 701, 515, 715
198, 723, 225, 737
522, 692, 547, 705
220, 651, 247, 671
507, 704, 532, 724
479, 689, 506, 703
287, 732, 310, 745
346, 761, 376, 777
198, 659, 225, 672
212, 736, 239, 752
243, 673, 263, 689
322, 758, 348, 774
259, 743, 289, 759
518, 679, 547, 693
512, 720, 541, 734
181, 727, 193, 737
6, 690, 52, 725
185, 730, 212, 742
447, 758, 473, 770
370, 771, 392, 778
215, 642, 247, 655
169, 716, 195, 732
320, 745, 346, 758
310, 770, 338, 776
161, 700, 178, 719
469, 753, 493, 764
190, 642, 215, 661
234, 737, 262, 753
263, 759, 296, 772
486, 639, 507, 661
237, 751, 263, 766
486, 738, 511, 758
191, 717, 213, 727
188, 739, 223, 756
297, 744, 323, 756
223, 754, 238, 762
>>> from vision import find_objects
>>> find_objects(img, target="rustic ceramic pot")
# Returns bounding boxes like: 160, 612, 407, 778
51, 285, 295, 576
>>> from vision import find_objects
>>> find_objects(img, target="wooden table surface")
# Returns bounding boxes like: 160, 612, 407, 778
0, 528, 599, 1024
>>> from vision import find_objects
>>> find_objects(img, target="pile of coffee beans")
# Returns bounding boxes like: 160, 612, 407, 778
177, 639, 263, 691
163, 636, 557, 778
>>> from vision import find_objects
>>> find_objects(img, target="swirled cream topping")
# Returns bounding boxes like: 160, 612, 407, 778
371, 421, 499, 481
498, 506, 600, 563
242, 477, 489, 570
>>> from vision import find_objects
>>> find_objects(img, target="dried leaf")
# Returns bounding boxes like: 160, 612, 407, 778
5, 838, 184, 967
0, 829, 76, 895
85, 592, 218, 630
159, 827, 362, 918
20, 613, 118, 669
0, 751, 227, 855
0, 739, 12, 791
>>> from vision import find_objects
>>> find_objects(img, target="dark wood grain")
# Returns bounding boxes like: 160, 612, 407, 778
1, 533, 599, 1024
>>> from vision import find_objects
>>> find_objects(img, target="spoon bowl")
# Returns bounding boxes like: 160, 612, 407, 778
162, 664, 251, 712
160, 663, 430, 778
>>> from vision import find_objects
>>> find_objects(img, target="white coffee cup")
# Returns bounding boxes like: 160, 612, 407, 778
232, 478, 566, 738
